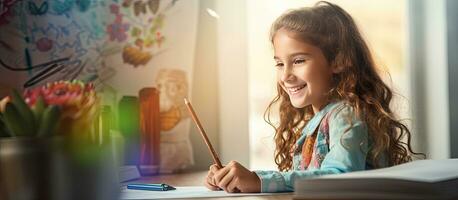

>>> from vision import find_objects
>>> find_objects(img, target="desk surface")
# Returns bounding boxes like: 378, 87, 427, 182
132, 171, 293, 200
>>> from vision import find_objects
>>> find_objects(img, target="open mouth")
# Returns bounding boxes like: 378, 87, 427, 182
287, 84, 307, 94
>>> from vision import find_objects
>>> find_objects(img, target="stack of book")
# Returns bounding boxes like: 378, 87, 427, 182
294, 159, 458, 200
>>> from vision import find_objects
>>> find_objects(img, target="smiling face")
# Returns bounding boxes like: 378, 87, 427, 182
273, 28, 335, 112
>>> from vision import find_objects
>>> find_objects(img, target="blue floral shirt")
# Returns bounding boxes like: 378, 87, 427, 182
255, 101, 375, 192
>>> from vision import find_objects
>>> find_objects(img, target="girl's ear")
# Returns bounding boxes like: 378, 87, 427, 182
330, 62, 345, 74
330, 52, 348, 74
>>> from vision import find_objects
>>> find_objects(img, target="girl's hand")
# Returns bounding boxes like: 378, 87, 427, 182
204, 164, 221, 190
212, 161, 261, 193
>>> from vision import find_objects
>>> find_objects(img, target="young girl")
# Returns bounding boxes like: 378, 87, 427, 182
205, 1, 421, 193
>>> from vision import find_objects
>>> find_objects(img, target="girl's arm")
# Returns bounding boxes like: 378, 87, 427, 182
255, 106, 369, 192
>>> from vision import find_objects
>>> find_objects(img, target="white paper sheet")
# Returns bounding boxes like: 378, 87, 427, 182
120, 186, 289, 199
318, 159, 458, 182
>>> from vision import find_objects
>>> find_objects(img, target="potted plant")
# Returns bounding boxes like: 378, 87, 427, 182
0, 81, 119, 200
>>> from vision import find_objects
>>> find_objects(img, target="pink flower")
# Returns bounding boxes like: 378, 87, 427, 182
23, 80, 99, 137
106, 15, 130, 42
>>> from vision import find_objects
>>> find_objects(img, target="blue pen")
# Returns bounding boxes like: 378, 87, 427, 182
127, 183, 176, 191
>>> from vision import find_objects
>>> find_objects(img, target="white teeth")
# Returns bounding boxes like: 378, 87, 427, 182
287, 84, 306, 93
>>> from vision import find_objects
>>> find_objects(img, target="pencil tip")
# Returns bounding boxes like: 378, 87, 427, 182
184, 98, 189, 104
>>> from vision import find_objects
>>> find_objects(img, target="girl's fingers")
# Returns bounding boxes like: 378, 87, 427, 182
209, 164, 220, 173
213, 165, 231, 184
206, 170, 214, 182
205, 169, 221, 190
204, 180, 220, 191
207, 173, 218, 186
217, 169, 235, 191
226, 177, 240, 193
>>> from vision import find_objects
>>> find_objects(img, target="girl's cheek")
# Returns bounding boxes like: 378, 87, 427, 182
300, 67, 313, 80
276, 71, 285, 83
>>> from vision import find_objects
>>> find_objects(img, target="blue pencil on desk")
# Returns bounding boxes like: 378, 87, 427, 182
127, 183, 176, 191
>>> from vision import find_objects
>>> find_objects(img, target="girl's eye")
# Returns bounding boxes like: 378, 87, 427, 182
275, 62, 284, 68
293, 59, 306, 65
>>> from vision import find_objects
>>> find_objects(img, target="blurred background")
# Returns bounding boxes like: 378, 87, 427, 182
0, 0, 457, 173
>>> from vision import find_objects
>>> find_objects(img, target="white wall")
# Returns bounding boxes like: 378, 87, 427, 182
423, 0, 450, 159
215, 0, 250, 166
408, 0, 450, 159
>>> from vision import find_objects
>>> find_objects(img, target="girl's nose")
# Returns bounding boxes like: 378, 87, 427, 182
281, 67, 295, 82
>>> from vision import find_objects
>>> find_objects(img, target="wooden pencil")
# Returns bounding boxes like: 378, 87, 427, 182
184, 98, 223, 168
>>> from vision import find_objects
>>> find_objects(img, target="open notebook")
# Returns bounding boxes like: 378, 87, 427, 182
294, 159, 458, 200
120, 186, 289, 199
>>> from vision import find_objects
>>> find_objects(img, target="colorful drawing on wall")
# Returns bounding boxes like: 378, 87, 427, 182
114, 0, 173, 67
0, 0, 109, 88
0, 0, 199, 173
0, 0, 177, 88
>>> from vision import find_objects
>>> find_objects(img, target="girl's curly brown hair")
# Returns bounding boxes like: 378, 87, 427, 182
264, 1, 423, 172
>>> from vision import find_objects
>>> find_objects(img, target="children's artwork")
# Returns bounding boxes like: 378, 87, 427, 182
0, 0, 199, 173
156, 69, 189, 131
109, 0, 170, 67
103, 0, 198, 172
0, 0, 118, 89
155, 69, 193, 173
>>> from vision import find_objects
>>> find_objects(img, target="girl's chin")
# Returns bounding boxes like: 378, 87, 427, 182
290, 98, 308, 108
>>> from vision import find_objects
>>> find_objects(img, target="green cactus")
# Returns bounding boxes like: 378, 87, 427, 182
0, 113, 12, 137
37, 105, 61, 137
33, 96, 46, 133
11, 90, 36, 136
3, 103, 30, 136
0, 81, 100, 139
0, 91, 62, 138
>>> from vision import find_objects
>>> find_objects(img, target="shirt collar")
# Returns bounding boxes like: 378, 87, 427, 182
302, 101, 341, 136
